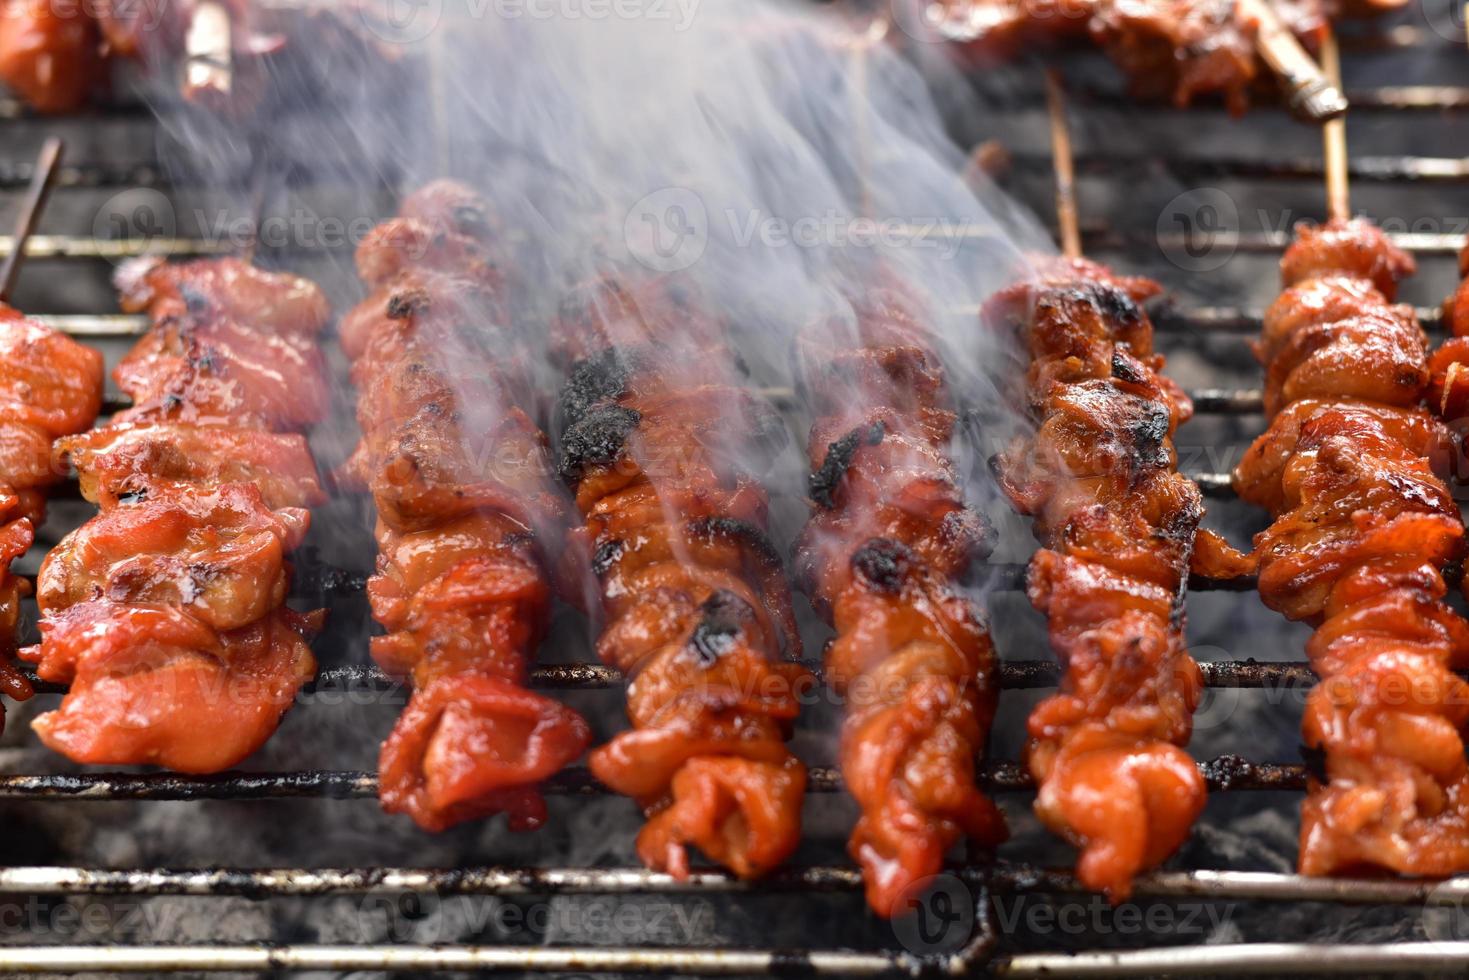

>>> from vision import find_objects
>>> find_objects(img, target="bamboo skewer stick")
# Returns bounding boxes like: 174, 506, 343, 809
0, 139, 63, 305
1044, 70, 1082, 260
1238, 0, 1346, 121
1320, 30, 1351, 222
184, 1, 234, 106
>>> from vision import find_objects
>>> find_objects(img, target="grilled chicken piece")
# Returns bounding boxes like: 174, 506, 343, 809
22, 258, 329, 772
555, 277, 809, 880
992, 256, 1232, 900
0, 0, 100, 113
792, 286, 1005, 916
37, 483, 308, 632
1235, 218, 1469, 876
28, 601, 317, 771
348, 181, 589, 833
56, 422, 324, 511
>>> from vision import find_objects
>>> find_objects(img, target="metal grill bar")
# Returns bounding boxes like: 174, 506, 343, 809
1, 942, 1465, 977
0, 756, 1307, 801
1092, 229, 1464, 255
0, 863, 1457, 905
4, 231, 1463, 263
12, 657, 1312, 696
1021, 153, 1469, 183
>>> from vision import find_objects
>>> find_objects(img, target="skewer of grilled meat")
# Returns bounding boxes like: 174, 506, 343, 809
20, 256, 330, 772
0, 0, 282, 113
935, 0, 1383, 115
1233, 217, 1469, 875
792, 285, 1005, 916
0, 305, 104, 723
339, 180, 590, 832
991, 256, 1242, 900
555, 275, 809, 879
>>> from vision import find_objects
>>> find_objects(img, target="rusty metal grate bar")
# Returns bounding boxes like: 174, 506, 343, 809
0, 756, 1307, 801
15, 657, 1313, 697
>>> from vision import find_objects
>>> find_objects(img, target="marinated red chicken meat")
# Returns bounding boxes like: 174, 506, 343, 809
793, 285, 1006, 916
555, 276, 810, 880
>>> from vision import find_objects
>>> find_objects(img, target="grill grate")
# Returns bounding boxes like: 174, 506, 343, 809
3, 10, 1468, 976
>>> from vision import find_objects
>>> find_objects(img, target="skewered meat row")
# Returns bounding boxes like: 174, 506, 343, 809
0, 0, 284, 113
20, 256, 330, 772
935, 0, 1390, 115
0, 305, 104, 724
556, 276, 810, 879
1233, 218, 1469, 876
793, 285, 1006, 917
340, 180, 590, 833
992, 256, 1241, 900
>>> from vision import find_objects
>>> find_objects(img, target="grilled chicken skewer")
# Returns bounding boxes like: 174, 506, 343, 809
21, 256, 330, 771
1233, 52, 1469, 872
989, 74, 1246, 899
0, 140, 104, 726
555, 275, 810, 879
934, 0, 1372, 118
0, 0, 284, 114
792, 280, 1006, 917
340, 181, 590, 832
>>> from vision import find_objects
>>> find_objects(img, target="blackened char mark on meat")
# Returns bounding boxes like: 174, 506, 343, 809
1129, 399, 1172, 475
809, 421, 885, 509
560, 405, 641, 482
387, 288, 431, 320
686, 589, 759, 666
591, 538, 625, 577
1090, 282, 1143, 328
686, 515, 783, 571
558, 348, 639, 431
851, 538, 915, 594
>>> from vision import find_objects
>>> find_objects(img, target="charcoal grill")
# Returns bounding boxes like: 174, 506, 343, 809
1, 3, 1468, 975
